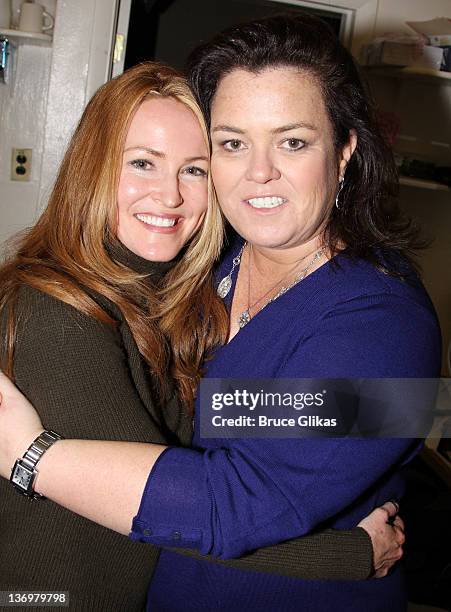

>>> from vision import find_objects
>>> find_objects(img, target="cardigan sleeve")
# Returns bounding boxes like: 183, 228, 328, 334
130, 292, 441, 559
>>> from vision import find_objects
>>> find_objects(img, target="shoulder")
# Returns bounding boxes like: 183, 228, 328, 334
324, 253, 431, 305
285, 254, 441, 377
307, 253, 438, 330
6, 286, 167, 443
15, 283, 119, 323
10, 285, 130, 403
12, 284, 123, 355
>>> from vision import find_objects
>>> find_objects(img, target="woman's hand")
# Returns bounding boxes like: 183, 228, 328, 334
358, 501, 405, 578
0, 370, 44, 479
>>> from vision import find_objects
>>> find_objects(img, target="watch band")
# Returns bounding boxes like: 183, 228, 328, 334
20, 430, 63, 471
10, 430, 64, 499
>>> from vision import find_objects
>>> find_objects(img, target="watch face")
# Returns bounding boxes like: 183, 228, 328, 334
11, 463, 33, 491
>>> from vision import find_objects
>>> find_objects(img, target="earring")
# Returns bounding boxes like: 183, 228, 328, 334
335, 178, 344, 210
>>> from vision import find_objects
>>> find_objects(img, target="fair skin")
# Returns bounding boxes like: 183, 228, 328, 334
117, 97, 209, 262
210, 68, 354, 255
0, 71, 404, 577
210, 68, 357, 339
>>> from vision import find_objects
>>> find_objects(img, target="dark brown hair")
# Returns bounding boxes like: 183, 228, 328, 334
187, 13, 422, 272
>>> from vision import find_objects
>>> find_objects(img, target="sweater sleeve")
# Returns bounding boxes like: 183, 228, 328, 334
130, 292, 441, 559
170, 527, 373, 580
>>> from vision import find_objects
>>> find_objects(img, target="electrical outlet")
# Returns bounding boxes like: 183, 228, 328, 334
11, 148, 32, 181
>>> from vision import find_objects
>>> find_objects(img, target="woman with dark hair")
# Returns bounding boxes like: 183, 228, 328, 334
0, 13, 440, 611
187, 12, 407, 269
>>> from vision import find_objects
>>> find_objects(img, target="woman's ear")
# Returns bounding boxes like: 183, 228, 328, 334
339, 129, 357, 179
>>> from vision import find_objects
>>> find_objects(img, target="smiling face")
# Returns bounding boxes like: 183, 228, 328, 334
210, 67, 356, 259
116, 96, 209, 262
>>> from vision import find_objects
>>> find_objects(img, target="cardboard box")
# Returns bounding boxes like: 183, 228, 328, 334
362, 38, 443, 69
362, 38, 421, 66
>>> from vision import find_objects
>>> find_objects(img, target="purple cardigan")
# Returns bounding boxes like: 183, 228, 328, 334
131, 239, 441, 611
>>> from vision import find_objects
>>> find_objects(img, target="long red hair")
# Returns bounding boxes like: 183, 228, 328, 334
0, 62, 228, 412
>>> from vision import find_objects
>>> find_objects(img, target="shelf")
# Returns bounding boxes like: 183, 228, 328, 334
399, 176, 450, 191
0, 28, 52, 45
364, 66, 451, 86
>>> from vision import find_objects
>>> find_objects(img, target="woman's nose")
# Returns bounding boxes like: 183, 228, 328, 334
152, 176, 183, 208
245, 149, 281, 183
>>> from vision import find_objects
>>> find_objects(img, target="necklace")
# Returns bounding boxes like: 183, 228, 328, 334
238, 246, 325, 329
216, 242, 325, 329
216, 242, 247, 298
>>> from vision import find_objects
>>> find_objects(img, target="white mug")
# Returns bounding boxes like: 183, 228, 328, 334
19, 2, 54, 33
0, 0, 11, 29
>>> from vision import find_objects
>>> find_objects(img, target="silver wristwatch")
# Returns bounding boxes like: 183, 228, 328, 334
10, 430, 64, 500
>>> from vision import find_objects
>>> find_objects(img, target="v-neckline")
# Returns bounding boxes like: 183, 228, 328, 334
220, 237, 335, 346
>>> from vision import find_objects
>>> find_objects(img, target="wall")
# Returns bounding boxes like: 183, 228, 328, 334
375, 0, 451, 36
0, 0, 117, 249
0, 42, 51, 248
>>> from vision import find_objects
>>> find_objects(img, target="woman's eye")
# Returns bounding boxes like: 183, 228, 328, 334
130, 159, 153, 171
282, 138, 305, 151
183, 166, 208, 178
223, 139, 245, 152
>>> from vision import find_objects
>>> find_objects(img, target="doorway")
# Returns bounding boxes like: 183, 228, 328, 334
121, 0, 351, 74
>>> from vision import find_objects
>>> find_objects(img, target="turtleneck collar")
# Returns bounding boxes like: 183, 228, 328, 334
105, 240, 178, 279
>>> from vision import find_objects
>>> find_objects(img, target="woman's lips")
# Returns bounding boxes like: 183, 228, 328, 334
243, 196, 288, 213
134, 213, 183, 233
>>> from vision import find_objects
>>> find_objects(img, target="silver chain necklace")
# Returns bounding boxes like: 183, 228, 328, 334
238, 246, 324, 328
216, 243, 325, 329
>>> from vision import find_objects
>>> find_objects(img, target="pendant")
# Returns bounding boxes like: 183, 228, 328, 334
217, 275, 232, 298
216, 247, 246, 299
238, 310, 251, 328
